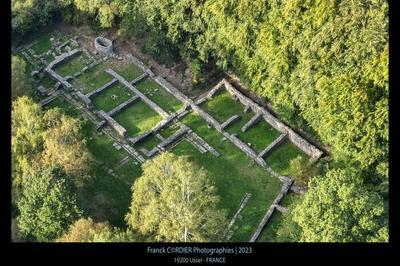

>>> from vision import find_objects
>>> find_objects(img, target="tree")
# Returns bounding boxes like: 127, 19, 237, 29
11, 55, 31, 100
17, 165, 82, 241
57, 217, 142, 242
291, 168, 388, 242
289, 156, 319, 186
125, 152, 226, 242
42, 108, 94, 187
12, 98, 94, 199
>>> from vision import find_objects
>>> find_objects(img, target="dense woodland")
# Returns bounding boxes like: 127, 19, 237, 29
12, 0, 388, 242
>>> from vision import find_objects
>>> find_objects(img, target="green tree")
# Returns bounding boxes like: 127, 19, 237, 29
56, 217, 139, 242
17, 165, 82, 241
125, 152, 226, 242
292, 168, 388, 242
11, 55, 31, 100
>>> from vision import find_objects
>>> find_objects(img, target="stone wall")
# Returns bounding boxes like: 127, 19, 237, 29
108, 96, 140, 117
223, 80, 323, 161
130, 72, 148, 85
241, 113, 262, 132
249, 179, 293, 242
98, 110, 127, 137
74, 91, 92, 108
157, 125, 189, 150
221, 115, 240, 130
154, 75, 191, 104
106, 69, 170, 118
257, 133, 288, 159
86, 78, 118, 98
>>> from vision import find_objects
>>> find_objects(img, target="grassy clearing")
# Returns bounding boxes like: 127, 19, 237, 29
113, 101, 164, 137
115, 63, 143, 81
31, 35, 51, 54
136, 78, 183, 113
177, 112, 281, 241
266, 140, 308, 176
73, 63, 114, 94
200, 89, 245, 123
54, 53, 89, 77
159, 124, 179, 138
92, 83, 133, 112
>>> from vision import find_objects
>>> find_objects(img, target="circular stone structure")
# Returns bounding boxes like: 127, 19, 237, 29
94, 37, 113, 55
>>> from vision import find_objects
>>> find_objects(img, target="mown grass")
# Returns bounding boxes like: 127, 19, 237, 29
265, 140, 308, 176
113, 101, 164, 137
115, 63, 143, 81
237, 120, 281, 153
177, 112, 282, 242
200, 89, 246, 123
136, 78, 183, 113
73, 63, 114, 94
54, 53, 89, 77
92, 83, 133, 112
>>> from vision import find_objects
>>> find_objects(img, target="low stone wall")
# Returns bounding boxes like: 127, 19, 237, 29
106, 69, 170, 118
223, 80, 323, 161
154, 75, 191, 104
257, 133, 288, 159
222, 192, 252, 241
126, 53, 148, 72
98, 110, 127, 137
130, 72, 148, 85
86, 78, 118, 98
108, 95, 139, 117
221, 115, 240, 130
186, 130, 220, 157
157, 125, 189, 150
74, 91, 92, 108
47, 49, 82, 70
191, 104, 222, 131
207, 79, 225, 99
39, 90, 62, 106
128, 130, 152, 145
249, 179, 293, 242
241, 113, 262, 132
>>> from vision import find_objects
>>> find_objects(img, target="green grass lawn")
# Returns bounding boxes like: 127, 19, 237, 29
73, 63, 115, 94
136, 78, 183, 113
236, 120, 281, 153
265, 140, 309, 176
45, 97, 82, 118
53, 53, 90, 77
177, 112, 282, 242
159, 124, 179, 138
115, 63, 143, 81
113, 101, 164, 137
200, 90, 246, 123
79, 122, 142, 227
92, 83, 133, 112
31, 35, 51, 54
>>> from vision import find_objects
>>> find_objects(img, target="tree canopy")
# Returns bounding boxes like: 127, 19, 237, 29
125, 152, 227, 242
17, 165, 82, 241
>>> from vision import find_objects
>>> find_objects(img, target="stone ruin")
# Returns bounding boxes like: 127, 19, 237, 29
95, 37, 113, 55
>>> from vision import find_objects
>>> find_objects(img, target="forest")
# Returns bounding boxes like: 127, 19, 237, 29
11, 0, 388, 242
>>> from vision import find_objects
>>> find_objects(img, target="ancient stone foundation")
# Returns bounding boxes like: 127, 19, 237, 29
94, 37, 113, 55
